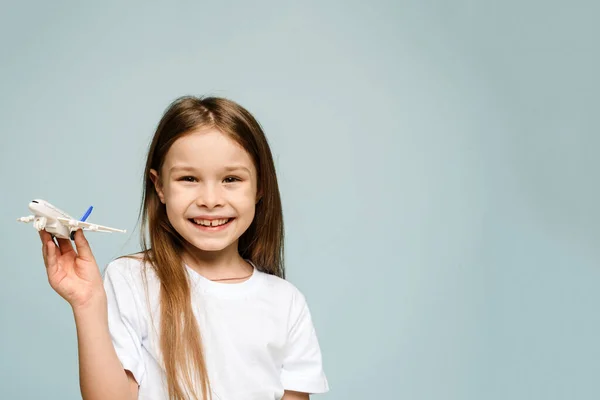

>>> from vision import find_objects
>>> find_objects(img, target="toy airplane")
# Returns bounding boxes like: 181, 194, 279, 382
18, 199, 126, 240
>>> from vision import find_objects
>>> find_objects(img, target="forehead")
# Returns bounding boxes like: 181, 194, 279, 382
163, 128, 254, 171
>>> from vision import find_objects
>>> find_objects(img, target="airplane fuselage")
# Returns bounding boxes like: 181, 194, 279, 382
28, 199, 75, 239
19, 199, 125, 239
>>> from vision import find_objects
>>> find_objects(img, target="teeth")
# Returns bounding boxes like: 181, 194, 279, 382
192, 218, 230, 227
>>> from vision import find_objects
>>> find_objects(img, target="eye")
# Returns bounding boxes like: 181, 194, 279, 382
178, 176, 197, 182
223, 176, 241, 184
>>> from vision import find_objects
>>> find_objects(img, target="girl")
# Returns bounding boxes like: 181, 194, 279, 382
38, 96, 329, 400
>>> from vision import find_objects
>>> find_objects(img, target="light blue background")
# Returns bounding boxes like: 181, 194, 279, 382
1, 1, 598, 399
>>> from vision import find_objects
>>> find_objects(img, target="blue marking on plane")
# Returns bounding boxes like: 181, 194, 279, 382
80, 206, 93, 222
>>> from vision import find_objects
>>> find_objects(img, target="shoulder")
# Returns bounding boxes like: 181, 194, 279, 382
258, 271, 306, 300
102, 253, 154, 287
102, 253, 159, 317
255, 271, 311, 322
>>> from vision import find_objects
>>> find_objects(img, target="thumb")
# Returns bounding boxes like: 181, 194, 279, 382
73, 229, 95, 262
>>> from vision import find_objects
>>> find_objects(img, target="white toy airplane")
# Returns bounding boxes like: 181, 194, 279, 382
18, 199, 126, 240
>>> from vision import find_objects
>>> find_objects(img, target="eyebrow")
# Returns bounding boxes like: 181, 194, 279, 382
223, 165, 252, 174
169, 165, 252, 175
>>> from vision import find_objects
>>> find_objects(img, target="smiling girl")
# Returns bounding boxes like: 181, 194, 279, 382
39, 96, 329, 400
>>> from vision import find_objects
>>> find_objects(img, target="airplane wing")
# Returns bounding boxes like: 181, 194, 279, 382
56, 217, 126, 234
17, 215, 35, 223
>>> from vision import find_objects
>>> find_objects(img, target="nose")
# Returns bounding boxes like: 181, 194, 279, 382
196, 183, 224, 209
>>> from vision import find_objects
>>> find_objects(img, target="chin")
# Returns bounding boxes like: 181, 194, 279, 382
194, 243, 229, 252
185, 237, 237, 253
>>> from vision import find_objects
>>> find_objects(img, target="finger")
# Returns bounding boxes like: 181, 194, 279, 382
56, 237, 75, 256
41, 236, 48, 266
39, 229, 52, 245
40, 231, 52, 265
73, 230, 95, 262
45, 240, 59, 275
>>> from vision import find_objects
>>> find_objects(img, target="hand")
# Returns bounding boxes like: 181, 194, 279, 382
39, 229, 106, 310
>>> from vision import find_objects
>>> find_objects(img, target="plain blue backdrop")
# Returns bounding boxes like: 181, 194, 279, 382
1, 1, 598, 399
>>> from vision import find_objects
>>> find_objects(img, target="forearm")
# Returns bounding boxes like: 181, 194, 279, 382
282, 391, 309, 400
73, 297, 133, 400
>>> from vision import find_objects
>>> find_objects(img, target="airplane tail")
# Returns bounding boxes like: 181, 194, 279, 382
71, 206, 94, 240
80, 206, 93, 222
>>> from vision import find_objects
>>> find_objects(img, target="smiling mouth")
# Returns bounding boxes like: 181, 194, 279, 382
189, 218, 234, 227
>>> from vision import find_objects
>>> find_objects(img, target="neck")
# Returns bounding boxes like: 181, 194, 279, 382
182, 242, 252, 281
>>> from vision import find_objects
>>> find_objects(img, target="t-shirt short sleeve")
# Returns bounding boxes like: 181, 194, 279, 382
280, 289, 329, 394
103, 259, 147, 385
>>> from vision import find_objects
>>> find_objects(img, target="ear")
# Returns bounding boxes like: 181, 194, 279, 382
149, 169, 166, 204
255, 189, 263, 205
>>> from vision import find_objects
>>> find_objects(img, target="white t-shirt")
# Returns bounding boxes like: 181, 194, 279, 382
102, 256, 329, 400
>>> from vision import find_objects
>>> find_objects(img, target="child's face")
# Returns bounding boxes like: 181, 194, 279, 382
150, 128, 259, 255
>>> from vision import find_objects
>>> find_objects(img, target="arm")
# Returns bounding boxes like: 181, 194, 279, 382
73, 298, 138, 400
39, 229, 137, 400
282, 391, 309, 400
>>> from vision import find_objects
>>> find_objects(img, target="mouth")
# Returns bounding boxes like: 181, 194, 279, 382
188, 217, 234, 230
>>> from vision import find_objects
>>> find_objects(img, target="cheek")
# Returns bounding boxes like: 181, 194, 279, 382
164, 201, 183, 223
166, 184, 196, 202
228, 187, 257, 212
163, 187, 191, 213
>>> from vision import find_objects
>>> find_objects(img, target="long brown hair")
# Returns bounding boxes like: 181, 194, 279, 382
137, 96, 285, 399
